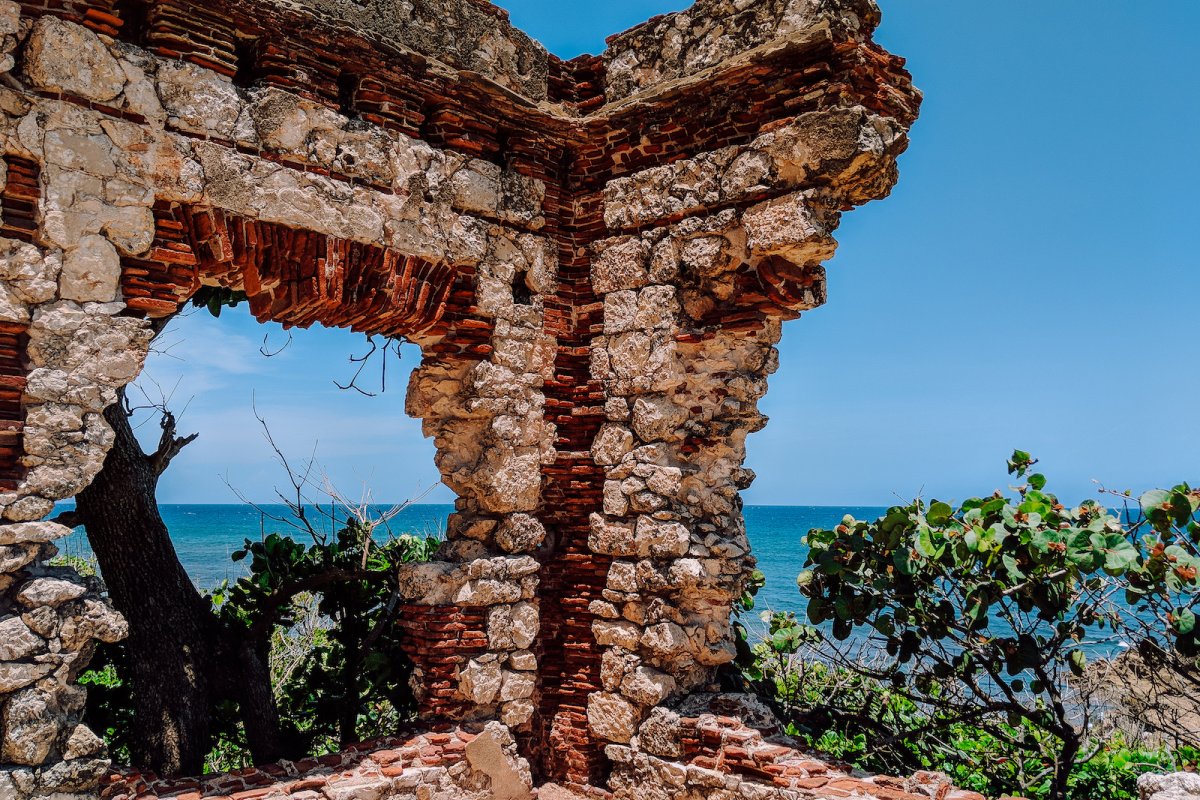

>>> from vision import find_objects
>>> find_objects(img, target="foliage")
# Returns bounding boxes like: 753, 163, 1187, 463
190, 286, 248, 318
77, 642, 135, 765
211, 521, 439, 753
78, 514, 439, 771
744, 623, 1199, 800
47, 552, 97, 578
736, 453, 1200, 799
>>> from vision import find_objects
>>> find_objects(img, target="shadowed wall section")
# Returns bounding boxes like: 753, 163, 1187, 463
0, 0, 929, 797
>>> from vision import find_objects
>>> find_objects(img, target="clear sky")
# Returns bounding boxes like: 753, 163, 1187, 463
139, 1, 1200, 506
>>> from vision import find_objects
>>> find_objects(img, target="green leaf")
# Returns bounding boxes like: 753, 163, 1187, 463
928, 501, 954, 526
1174, 608, 1197, 636
1008, 450, 1034, 477
1028, 473, 1047, 491
1069, 649, 1087, 677
1140, 489, 1171, 513
1170, 491, 1195, 526
914, 527, 943, 559
1102, 538, 1139, 573
963, 527, 980, 553
894, 548, 918, 576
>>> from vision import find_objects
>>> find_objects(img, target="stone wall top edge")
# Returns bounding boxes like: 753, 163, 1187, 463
7, 0, 914, 135
268, 0, 552, 102
597, 0, 885, 103
241, 0, 903, 120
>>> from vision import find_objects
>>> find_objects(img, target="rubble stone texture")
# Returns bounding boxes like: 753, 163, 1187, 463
0, 0, 936, 797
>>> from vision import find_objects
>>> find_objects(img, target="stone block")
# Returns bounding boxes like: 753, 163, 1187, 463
587, 692, 639, 744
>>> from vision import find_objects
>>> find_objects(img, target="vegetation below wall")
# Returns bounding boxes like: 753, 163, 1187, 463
741, 624, 1197, 800
736, 453, 1200, 800
57, 517, 440, 774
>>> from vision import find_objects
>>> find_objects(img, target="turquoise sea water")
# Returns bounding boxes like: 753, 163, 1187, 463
55, 503, 1148, 660
54, 504, 878, 614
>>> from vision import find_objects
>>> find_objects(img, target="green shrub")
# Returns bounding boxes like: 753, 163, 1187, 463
739, 452, 1200, 800
79, 518, 440, 772
744, 613, 1199, 800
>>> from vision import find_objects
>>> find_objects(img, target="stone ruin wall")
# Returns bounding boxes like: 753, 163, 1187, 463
0, 0, 943, 797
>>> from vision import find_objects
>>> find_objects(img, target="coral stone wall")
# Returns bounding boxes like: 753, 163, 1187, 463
0, 0, 921, 797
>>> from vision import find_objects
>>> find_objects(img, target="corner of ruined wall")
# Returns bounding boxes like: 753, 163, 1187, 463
582, 96, 914, 749
600, 0, 884, 103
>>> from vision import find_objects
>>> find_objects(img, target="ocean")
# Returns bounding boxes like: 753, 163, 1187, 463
53, 503, 876, 616
53, 503, 1146, 660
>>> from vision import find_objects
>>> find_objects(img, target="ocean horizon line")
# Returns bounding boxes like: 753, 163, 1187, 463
53, 501, 894, 509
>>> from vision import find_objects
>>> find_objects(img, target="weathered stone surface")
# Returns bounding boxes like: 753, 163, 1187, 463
62, 725, 106, 760
592, 423, 635, 466
0, 544, 37, 573
637, 707, 684, 758
0, 522, 72, 546
603, 0, 878, 101
742, 191, 837, 264
487, 602, 538, 650
1141, 773, 1200, 800
15, 577, 88, 607
0, 616, 45, 660
588, 692, 639, 744
620, 666, 676, 706
0, 662, 53, 693
459, 657, 503, 705
463, 722, 534, 800
495, 514, 546, 554
21, 17, 125, 102
499, 669, 535, 702
0, 689, 58, 765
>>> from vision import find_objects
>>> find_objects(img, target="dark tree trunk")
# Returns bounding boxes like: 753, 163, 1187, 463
1049, 730, 1081, 800
73, 389, 285, 775
338, 623, 362, 748
236, 638, 285, 761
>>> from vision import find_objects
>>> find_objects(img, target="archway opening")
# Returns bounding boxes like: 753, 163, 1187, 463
55, 286, 456, 774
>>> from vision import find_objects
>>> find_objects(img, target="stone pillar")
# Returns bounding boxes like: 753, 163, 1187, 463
1, 15, 155, 789
400, 227, 558, 731
584, 112, 908, 749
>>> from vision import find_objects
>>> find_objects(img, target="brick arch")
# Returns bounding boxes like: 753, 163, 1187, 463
121, 202, 462, 335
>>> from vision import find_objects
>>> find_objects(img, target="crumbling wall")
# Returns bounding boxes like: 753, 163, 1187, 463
0, 0, 925, 797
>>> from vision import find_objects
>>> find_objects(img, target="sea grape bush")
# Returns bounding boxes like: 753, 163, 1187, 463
214, 520, 441, 755
784, 452, 1200, 800
743, 636, 1197, 800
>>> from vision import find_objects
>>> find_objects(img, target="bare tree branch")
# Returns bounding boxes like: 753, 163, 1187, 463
333, 334, 402, 397
150, 409, 200, 477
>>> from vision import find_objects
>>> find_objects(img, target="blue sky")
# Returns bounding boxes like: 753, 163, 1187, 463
140, 1, 1200, 506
